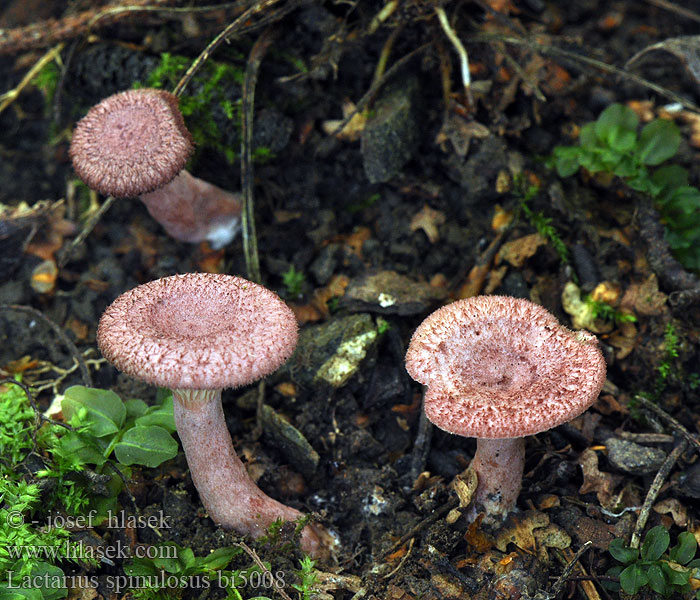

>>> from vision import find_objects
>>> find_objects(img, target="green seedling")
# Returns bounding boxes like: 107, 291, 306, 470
606, 526, 700, 597
125, 543, 242, 600
291, 555, 318, 600
585, 295, 637, 326
551, 103, 700, 270
282, 266, 307, 299
654, 322, 680, 396
513, 175, 570, 264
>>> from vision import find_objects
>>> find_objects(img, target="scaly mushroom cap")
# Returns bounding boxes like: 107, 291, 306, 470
97, 273, 298, 389
405, 296, 606, 438
69, 89, 194, 198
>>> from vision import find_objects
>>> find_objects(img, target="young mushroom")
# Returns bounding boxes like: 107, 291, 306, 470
97, 273, 329, 556
405, 295, 606, 526
69, 89, 241, 249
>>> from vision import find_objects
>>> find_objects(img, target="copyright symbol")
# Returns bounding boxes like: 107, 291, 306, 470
6, 511, 23, 528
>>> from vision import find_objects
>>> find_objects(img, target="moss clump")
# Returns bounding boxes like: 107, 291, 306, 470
135, 52, 245, 163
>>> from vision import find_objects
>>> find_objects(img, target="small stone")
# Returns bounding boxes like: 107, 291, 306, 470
361, 78, 420, 183
606, 438, 666, 475
261, 404, 319, 478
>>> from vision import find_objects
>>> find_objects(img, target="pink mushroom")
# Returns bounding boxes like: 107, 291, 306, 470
69, 89, 241, 249
97, 273, 329, 556
405, 295, 606, 526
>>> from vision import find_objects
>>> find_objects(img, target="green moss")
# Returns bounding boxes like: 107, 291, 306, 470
134, 53, 245, 164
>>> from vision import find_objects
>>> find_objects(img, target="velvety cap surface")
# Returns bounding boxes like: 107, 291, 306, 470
405, 296, 606, 438
97, 273, 298, 389
69, 89, 194, 198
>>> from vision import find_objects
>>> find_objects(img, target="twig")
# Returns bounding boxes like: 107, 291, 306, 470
634, 394, 700, 456
240, 27, 276, 284
0, 305, 92, 387
471, 33, 700, 112
630, 439, 687, 549
58, 195, 117, 268
0, 43, 65, 116
435, 6, 473, 108
234, 541, 293, 600
382, 497, 459, 558
643, 0, 700, 24
551, 541, 592, 599
319, 43, 431, 152
0, 0, 175, 55
172, 0, 296, 97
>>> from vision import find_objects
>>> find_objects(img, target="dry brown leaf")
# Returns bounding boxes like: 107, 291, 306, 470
494, 510, 550, 553
607, 318, 638, 360
495, 233, 546, 268
329, 226, 372, 258
483, 265, 507, 295
654, 498, 688, 527
435, 112, 490, 156
533, 523, 572, 561
322, 98, 367, 142
409, 204, 446, 243
464, 514, 493, 553
578, 448, 624, 509
22, 200, 76, 261
620, 274, 668, 316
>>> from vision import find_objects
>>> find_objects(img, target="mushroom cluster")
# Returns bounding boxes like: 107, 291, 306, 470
70, 89, 241, 249
405, 295, 606, 525
97, 273, 328, 556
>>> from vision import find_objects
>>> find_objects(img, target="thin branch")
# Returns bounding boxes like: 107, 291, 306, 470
630, 440, 687, 549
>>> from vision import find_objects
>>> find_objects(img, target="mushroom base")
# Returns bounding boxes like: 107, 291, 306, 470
173, 389, 328, 556
467, 437, 525, 527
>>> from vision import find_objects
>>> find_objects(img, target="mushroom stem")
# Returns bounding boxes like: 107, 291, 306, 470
468, 437, 525, 526
172, 389, 325, 555
140, 170, 241, 249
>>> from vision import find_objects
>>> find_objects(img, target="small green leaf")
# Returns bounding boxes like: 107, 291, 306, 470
620, 563, 649, 595
646, 563, 668, 595
124, 398, 148, 419
641, 526, 671, 561
62, 386, 125, 437
637, 118, 680, 165
651, 164, 688, 200
552, 146, 582, 177
134, 396, 176, 433
662, 561, 692, 587
113, 426, 178, 468
595, 104, 639, 152
29, 562, 68, 600
609, 538, 638, 564
152, 543, 185, 573
672, 532, 699, 565
199, 547, 242, 571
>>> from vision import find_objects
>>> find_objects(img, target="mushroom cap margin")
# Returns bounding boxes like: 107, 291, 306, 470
405, 295, 606, 439
97, 273, 298, 390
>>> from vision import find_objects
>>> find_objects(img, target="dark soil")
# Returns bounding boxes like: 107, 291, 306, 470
2, 1, 700, 599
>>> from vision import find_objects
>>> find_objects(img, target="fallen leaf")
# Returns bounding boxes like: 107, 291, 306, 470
322, 98, 367, 142
494, 510, 550, 553
578, 448, 624, 509
607, 318, 638, 360
409, 204, 446, 243
654, 498, 688, 527
435, 111, 490, 156
495, 233, 546, 268
620, 274, 667, 316
533, 523, 572, 561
